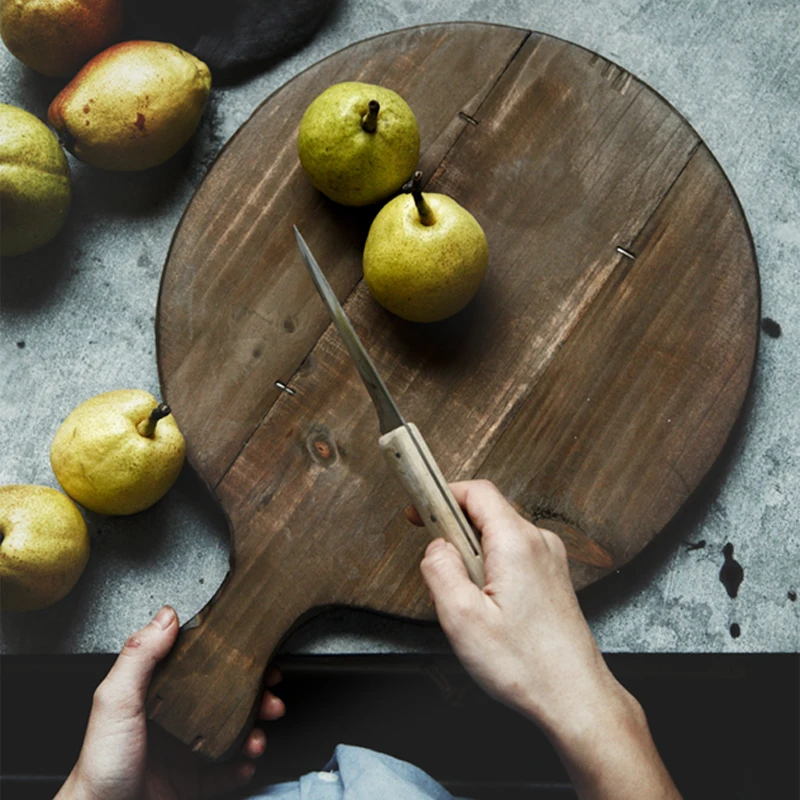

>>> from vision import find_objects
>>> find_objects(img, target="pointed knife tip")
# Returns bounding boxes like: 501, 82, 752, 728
293, 226, 309, 253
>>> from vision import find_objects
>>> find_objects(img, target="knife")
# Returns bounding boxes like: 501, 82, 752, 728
293, 226, 485, 587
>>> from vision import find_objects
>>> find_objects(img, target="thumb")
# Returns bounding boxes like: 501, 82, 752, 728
420, 539, 480, 624
102, 606, 179, 711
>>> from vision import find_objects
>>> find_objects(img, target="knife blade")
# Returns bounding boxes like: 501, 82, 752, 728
294, 226, 484, 587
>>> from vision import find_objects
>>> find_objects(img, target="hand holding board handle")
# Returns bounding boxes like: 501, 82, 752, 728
146, 576, 304, 762
379, 422, 485, 587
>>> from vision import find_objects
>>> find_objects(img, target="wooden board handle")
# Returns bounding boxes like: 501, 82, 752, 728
146, 576, 302, 762
379, 423, 485, 587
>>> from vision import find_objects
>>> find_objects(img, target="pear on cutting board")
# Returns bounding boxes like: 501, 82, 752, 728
0, 485, 89, 611
0, 0, 123, 77
363, 171, 489, 322
297, 81, 420, 206
48, 41, 211, 171
50, 389, 185, 515
0, 103, 71, 256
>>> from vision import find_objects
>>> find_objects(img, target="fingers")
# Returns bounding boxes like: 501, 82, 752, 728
98, 606, 179, 711
449, 480, 522, 532
258, 691, 285, 721
420, 538, 482, 629
243, 727, 267, 758
406, 480, 519, 533
265, 666, 282, 687
248, 666, 285, 760
260, 666, 285, 720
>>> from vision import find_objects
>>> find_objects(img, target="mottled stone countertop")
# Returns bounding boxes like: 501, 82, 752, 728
2, 0, 798, 655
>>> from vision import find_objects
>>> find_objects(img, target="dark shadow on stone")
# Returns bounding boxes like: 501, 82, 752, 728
87, 461, 231, 568
9, 60, 69, 119
0, 222, 79, 310
67, 147, 194, 219
123, 0, 341, 85
180, 92, 229, 185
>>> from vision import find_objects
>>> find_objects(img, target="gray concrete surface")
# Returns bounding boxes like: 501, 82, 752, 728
1, 0, 798, 654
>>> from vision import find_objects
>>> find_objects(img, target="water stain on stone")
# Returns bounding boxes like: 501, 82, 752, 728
761, 317, 781, 338
720, 542, 744, 598
686, 539, 706, 551
730, 622, 741, 638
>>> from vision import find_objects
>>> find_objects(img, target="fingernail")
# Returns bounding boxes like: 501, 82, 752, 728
153, 606, 175, 630
426, 538, 447, 555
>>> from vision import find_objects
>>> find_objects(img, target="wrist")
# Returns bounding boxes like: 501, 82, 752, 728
535, 675, 681, 799
543, 679, 645, 753
521, 658, 642, 748
55, 768, 83, 800
55, 761, 98, 800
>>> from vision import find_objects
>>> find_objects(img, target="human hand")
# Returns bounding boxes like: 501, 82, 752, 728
56, 606, 285, 800
411, 480, 681, 800
410, 480, 623, 733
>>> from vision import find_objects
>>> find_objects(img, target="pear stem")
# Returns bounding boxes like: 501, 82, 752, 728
404, 170, 436, 226
361, 100, 380, 133
137, 403, 171, 438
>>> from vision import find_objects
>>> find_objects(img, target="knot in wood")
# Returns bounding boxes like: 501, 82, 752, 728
306, 425, 338, 467
314, 440, 331, 459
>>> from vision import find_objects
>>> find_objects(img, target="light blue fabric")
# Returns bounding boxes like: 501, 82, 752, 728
251, 743, 456, 799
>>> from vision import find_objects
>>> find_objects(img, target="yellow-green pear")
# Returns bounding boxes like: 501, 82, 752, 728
47, 41, 211, 171
0, 103, 71, 257
0, 485, 89, 612
298, 81, 419, 206
0, 0, 123, 77
50, 389, 186, 515
363, 171, 489, 323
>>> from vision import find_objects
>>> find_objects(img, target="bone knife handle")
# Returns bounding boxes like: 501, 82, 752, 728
378, 422, 484, 588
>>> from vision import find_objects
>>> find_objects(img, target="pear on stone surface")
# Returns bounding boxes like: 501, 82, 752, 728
363, 171, 489, 323
48, 40, 211, 171
0, 0, 123, 77
298, 81, 419, 206
50, 389, 186, 516
0, 103, 71, 257
0, 485, 89, 612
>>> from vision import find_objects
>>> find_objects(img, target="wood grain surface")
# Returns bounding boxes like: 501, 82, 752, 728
149, 23, 759, 760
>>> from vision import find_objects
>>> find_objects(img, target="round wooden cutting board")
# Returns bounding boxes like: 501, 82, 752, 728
149, 23, 759, 760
